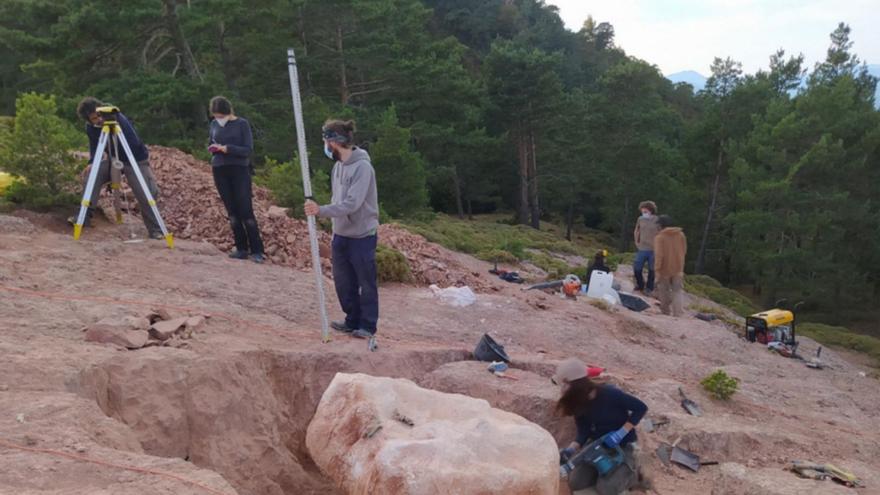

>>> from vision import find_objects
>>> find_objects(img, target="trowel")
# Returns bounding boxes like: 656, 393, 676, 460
679, 387, 703, 417
642, 417, 669, 433
656, 442, 718, 472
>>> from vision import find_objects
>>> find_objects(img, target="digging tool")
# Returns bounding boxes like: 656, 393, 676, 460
656, 443, 672, 466
642, 418, 669, 433
73, 106, 173, 248
678, 387, 703, 417
287, 48, 331, 344
670, 445, 717, 472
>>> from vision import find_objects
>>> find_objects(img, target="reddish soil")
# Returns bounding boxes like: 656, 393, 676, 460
1, 203, 878, 494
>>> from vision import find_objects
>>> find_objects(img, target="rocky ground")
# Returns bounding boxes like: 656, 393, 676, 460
1, 184, 879, 494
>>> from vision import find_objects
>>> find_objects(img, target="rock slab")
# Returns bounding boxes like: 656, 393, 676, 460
306, 372, 559, 495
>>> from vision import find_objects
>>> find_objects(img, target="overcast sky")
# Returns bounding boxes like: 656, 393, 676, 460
546, 0, 880, 76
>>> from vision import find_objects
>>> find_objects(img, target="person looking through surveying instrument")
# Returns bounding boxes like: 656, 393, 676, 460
70, 97, 164, 240
554, 358, 647, 494
304, 120, 379, 344
208, 96, 265, 263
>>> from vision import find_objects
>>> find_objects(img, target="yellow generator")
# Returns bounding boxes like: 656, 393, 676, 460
746, 301, 802, 345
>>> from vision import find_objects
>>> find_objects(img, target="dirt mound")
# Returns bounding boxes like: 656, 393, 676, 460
103, 146, 486, 288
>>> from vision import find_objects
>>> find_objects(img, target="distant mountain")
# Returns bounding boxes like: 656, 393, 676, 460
667, 65, 879, 105
666, 70, 707, 91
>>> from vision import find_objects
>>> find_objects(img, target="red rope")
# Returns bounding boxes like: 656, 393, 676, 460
0, 439, 235, 495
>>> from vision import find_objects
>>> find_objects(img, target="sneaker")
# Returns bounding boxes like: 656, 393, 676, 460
351, 329, 375, 339
228, 250, 248, 260
251, 253, 265, 264
148, 231, 164, 240
331, 321, 355, 333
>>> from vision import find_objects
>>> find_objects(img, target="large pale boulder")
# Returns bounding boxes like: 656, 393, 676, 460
306, 372, 559, 495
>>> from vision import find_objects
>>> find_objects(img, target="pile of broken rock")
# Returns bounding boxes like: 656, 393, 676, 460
83, 309, 207, 350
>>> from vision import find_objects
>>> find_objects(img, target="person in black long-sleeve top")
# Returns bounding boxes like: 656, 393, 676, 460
208, 96, 265, 263
554, 358, 648, 494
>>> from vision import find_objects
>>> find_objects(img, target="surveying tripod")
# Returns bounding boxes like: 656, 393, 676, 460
72, 106, 174, 248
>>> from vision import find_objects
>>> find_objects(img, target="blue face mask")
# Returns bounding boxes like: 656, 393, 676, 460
324, 143, 335, 160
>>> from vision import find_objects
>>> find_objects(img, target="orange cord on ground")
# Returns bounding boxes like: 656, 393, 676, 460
0, 439, 234, 495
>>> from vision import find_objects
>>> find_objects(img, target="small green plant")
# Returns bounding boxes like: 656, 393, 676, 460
701, 369, 739, 400
0, 93, 86, 207
376, 245, 413, 283
255, 157, 330, 217
685, 274, 758, 317
589, 299, 612, 312
477, 248, 518, 265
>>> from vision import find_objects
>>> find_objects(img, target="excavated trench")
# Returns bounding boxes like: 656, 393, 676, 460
72, 347, 477, 495
69, 347, 807, 495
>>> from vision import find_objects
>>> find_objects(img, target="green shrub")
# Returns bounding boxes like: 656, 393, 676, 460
255, 157, 329, 217
606, 252, 635, 271
589, 299, 612, 312
0, 93, 86, 207
685, 275, 758, 317
477, 248, 518, 264
798, 323, 880, 368
376, 245, 413, 283
525, 251, 580, 280
700, 369, 739, 400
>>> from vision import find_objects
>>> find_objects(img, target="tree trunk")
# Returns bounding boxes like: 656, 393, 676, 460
467, 199, 473, 220
336, 23, 349, 105
565, 200, 574, 241
218, 21, 236, 90
298, 6, 312, 90
528, 129, 540, 229
619, 195, 630, 252
162, 0, 203, 126
452, 167, 465, 220
696, 146, 723, 274
516, 126, 529, 225
162, 0, 202, 83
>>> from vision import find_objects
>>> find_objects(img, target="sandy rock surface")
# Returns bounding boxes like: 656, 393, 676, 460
1, 204, 878, 495
306, 372, 560, 495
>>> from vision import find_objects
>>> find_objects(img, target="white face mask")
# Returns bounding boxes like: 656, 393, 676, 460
641, 211, 652, 219
215, 117, 229, 127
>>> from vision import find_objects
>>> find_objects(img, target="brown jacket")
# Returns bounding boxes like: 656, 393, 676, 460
634, 216, 660, 251
654, 227, 687, 277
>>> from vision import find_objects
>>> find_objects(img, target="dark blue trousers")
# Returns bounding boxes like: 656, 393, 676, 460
331, 234, 379, 334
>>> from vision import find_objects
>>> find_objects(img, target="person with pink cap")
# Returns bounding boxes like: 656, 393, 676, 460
554, 357, 648, 494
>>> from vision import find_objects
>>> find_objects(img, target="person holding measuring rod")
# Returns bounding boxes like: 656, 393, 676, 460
304, 119, 380, 345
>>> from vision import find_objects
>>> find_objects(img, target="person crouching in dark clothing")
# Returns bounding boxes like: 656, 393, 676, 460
208, 96, 265, 263
72, 97, 163, 239
554, 358, 648, 494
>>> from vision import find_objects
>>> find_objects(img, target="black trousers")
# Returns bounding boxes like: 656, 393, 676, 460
212, 165, 265, 255
332, 234, 379, 333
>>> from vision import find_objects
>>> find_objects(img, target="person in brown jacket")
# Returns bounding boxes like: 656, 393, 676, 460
654, 215, 687, 317
633, 201, 660, 293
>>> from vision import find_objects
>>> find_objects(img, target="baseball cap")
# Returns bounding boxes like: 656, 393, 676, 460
552, 358, 605, 385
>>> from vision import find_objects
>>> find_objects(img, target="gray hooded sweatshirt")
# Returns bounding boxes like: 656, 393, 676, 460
318, 147, 379, 238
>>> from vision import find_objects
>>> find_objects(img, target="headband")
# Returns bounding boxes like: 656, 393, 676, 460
322, 128, 351, 144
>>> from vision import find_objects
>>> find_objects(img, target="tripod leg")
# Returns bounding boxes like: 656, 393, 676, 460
114, 128, 174, 248
109, 135, 124, 224
74, 129, 110, 240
